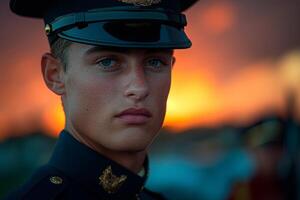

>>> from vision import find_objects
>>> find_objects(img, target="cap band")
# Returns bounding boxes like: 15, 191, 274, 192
48, 7, 187, 36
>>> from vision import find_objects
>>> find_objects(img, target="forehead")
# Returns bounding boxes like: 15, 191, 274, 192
68, 43, 174, 57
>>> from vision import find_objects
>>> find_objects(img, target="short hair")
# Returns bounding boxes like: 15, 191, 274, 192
50, 38, 73, 71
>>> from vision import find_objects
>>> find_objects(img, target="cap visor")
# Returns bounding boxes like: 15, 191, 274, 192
57, 21, 191, 49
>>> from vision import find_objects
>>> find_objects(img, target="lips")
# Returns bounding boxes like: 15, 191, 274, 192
115, 108, 152, 125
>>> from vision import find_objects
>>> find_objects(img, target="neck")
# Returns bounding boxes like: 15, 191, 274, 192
65, 126, 147, 174
98, 150, 146, 174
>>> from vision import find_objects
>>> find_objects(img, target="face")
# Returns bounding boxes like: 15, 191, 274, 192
61, 43, 173, 152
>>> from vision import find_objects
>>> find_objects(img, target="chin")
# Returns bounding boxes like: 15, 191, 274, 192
109, 129, 157, 152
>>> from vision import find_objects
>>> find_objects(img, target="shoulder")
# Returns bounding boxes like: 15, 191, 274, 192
4, 165, 69, 200
141, 188, 168, 200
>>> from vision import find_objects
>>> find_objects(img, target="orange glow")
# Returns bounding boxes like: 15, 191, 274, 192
200, 3, 236, 34
42, 103, 65, 138
277, 50, 300, 120
278, 50, 300, 91
163, 59, 288, 131
217, 61, 286, 126
164, 68, 218, 131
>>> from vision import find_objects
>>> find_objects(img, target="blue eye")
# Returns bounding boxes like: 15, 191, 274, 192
146, 59, 167, 71
148, 59, 161, 66
96, 58, 119, 71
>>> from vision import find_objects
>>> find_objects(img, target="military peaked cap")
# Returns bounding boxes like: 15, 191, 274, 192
10, 0, 198, 48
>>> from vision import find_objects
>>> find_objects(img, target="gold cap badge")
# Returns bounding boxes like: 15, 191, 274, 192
118, 0, 161, 6
99, 166, 127, 194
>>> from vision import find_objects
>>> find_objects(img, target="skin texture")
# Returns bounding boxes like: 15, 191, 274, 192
41, 42, 174, 172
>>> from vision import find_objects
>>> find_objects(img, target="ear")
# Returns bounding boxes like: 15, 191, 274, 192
41, 53, 66, 95
171, 56, 176, 68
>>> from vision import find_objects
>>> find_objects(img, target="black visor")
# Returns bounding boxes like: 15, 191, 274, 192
10, 0, 198, 49
46, 7, 191, 48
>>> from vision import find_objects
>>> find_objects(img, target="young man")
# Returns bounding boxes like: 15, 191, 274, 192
6, 0, 197, 199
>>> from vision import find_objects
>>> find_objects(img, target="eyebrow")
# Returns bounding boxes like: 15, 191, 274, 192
84, 46, 174, 56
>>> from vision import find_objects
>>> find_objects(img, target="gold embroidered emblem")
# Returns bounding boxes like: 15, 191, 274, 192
118, 0, 161, 6
99, 166, 127, 194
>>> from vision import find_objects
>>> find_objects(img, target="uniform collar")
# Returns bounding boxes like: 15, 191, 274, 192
48, 130, 148, 200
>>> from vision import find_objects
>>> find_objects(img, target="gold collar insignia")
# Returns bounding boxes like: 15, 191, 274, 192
118, 0, 161, 6
99, 166, 127, 194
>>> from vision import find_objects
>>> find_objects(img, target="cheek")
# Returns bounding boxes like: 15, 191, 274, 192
66, 72, 117, 119
149, 74, 171, 121
152, 74, 171, 103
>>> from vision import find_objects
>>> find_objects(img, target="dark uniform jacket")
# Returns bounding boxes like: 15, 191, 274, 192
4, 131, 166, 200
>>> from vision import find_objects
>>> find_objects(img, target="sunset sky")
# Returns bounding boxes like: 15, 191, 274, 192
0, 0, 300, 138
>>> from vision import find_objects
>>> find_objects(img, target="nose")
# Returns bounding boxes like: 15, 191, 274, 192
124, 68, 149, 101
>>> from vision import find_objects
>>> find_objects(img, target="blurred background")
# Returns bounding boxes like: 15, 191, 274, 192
0, 0, 300, 199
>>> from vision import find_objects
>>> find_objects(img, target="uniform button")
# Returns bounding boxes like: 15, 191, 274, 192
49, 176, 63, 185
